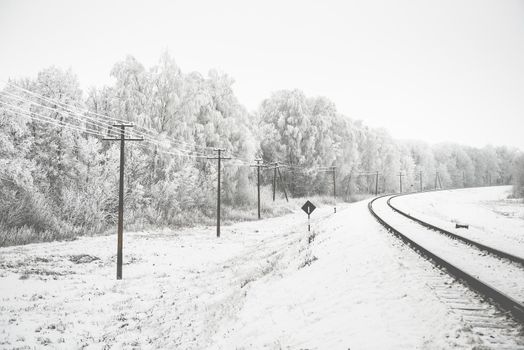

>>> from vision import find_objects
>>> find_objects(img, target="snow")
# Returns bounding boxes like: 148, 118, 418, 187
209, 200, 470, 350
372, 195, 524, 304
1, 195, 522, 349
391, 186, 524, 259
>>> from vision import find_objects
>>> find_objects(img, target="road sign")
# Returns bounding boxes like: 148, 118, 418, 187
302, 200, 316, 215
302, 200, 316, 232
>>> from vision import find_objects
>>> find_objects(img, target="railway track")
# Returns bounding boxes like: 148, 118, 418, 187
368, 194, 524, 325
388, 193, 524, 266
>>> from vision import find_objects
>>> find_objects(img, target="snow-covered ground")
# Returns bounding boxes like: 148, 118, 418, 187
1, 195, 523, 349
372, 195, 524, 304
392, 186, 524, 259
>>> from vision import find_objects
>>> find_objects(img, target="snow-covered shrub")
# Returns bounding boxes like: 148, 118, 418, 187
0, 191, 56, 234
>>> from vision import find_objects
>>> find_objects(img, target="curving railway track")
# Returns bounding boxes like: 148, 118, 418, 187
388, 193, 524, 266
368, 194, 524, 325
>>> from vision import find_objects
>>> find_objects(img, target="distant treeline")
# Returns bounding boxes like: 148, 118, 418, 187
0, 52, 522, 246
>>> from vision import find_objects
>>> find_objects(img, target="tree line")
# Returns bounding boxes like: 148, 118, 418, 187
0, 52, 521, 246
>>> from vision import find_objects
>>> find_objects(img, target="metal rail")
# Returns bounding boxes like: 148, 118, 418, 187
387, 194, 524, 266
368, 195, 524, 323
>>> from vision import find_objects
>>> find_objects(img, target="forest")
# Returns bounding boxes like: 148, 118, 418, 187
0, 52, 522, 246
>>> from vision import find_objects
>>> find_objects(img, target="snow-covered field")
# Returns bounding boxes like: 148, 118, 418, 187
1, 193, 523, 349
392, 186, 524, 259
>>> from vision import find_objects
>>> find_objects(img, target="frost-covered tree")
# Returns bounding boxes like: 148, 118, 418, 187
0, 53, 519, 246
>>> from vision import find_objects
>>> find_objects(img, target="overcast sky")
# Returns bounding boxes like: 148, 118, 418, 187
1, 0, 523, 149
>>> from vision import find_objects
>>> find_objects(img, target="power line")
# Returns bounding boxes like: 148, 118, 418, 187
7, 81, 235, 154
3, 83, 311, 165
0, 101, 109, 138
1, 90, 211, 157
0, 100, 212, 159
5, 81, 127, 123
134, 140, 209, 159
4, 82, 217, 154
3, 82, 361, 171
1, 90, 118, 133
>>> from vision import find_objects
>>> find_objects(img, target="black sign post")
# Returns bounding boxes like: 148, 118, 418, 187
301, 200, 316, 232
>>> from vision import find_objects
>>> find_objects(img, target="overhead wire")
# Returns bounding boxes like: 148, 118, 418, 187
0, 101, 109, 139
5, 81, 218, 153
3, 80, 127, 123
0, 100, 211, 159
0, 92, 212, 158
0, 89, 211, 156
1, 82, 336, 173
0, 90, 119, 134
3, 82, 309, 166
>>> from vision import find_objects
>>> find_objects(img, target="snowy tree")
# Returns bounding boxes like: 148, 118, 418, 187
1, 53, 519, 246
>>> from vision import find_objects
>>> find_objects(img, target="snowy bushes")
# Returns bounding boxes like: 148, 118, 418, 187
60, 185, 113, 235
144, 167, 210, 226
1, 192, 56, 233
0, 192, 80, 246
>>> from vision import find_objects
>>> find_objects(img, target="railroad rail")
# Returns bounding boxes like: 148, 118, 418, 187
368, 194, 524, 323
388, 193, 524, 266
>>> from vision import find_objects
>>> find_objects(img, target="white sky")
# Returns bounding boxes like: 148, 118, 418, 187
1, 0, 523, 149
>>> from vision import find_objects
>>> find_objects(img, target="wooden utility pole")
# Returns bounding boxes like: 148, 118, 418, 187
272, 162, 277, 201
375, 171, 379, 195
207, 148, 231, 237
250, 159, 264, 219
419, 171, 423, 192
277, 167, 289, 202
267, 162, 289, 202
435, 172, 438, 190
103, 123, 143, 280
331, 166, 336, 213
319, 166, 336, 212
398, 172, 404, 193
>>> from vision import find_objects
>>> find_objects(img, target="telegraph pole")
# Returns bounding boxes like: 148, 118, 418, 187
419, 171, 423, 192
272, 162, 277, 201
250, 159, 264, 219
277, 166, 289, 202
332, 166, 336, 213
207, 148, 231, 237
398, 172, 404, 193
435, 172, 438, 190
375, 171, 379, 195
266, 162, 289, 202
103, 123, 143, 280
319, 166, 336, 212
